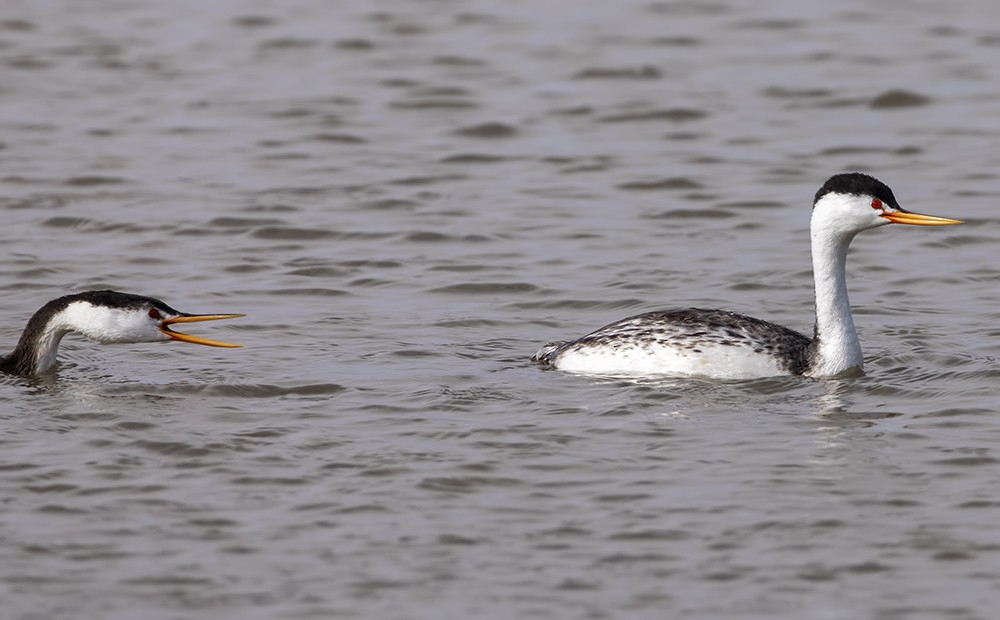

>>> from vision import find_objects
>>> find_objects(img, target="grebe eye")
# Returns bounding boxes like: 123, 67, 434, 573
871, 198, 883, 210
149, 308, 161, 319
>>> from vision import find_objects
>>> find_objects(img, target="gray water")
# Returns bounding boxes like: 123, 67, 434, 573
1, 0, 999, 618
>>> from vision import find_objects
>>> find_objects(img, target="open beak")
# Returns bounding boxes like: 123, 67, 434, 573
161, 314, 245, 348
881, 209, 963, 226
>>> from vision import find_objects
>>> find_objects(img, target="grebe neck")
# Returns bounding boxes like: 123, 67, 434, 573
807, 218, 863, 377
4, 306, 77, 375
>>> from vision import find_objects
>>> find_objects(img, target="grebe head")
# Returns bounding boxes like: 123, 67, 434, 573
1, 290, 245, 376
812, 172, 962, 239
56, 291, 244, 348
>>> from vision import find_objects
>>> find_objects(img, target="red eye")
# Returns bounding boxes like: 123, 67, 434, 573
871, 198, 883, 210
149, 308, 161, 319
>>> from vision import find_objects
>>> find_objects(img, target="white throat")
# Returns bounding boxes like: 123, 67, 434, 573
32, 318, 72, 374
806, 202, 865, 377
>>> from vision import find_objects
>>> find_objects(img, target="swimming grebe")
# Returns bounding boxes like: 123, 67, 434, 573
532, 173, 962, 379
0, 290, 243, 376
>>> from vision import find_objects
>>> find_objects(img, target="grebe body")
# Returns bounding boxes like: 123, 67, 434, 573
534, 309, 810, 380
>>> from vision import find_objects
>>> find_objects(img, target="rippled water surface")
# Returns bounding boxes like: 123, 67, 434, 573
2, 1, 1000, 618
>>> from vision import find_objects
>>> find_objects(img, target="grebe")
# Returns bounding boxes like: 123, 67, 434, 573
0, 290, 244, 376
532, 173, 962, 379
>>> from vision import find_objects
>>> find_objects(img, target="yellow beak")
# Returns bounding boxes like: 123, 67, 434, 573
160, 314, 246, 348
881, 210, 963, 226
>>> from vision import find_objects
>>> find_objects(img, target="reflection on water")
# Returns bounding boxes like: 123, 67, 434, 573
1, 0, 999, 618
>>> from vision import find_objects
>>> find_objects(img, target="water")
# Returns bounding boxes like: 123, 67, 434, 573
1, 0, 999, 618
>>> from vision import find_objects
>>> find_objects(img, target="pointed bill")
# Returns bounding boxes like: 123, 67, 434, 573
161, 313, 246, 348
881, 210, 963, 226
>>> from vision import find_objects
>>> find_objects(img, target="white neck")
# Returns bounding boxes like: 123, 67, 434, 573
32, 320, 72, 374
807, 215, 864, 377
